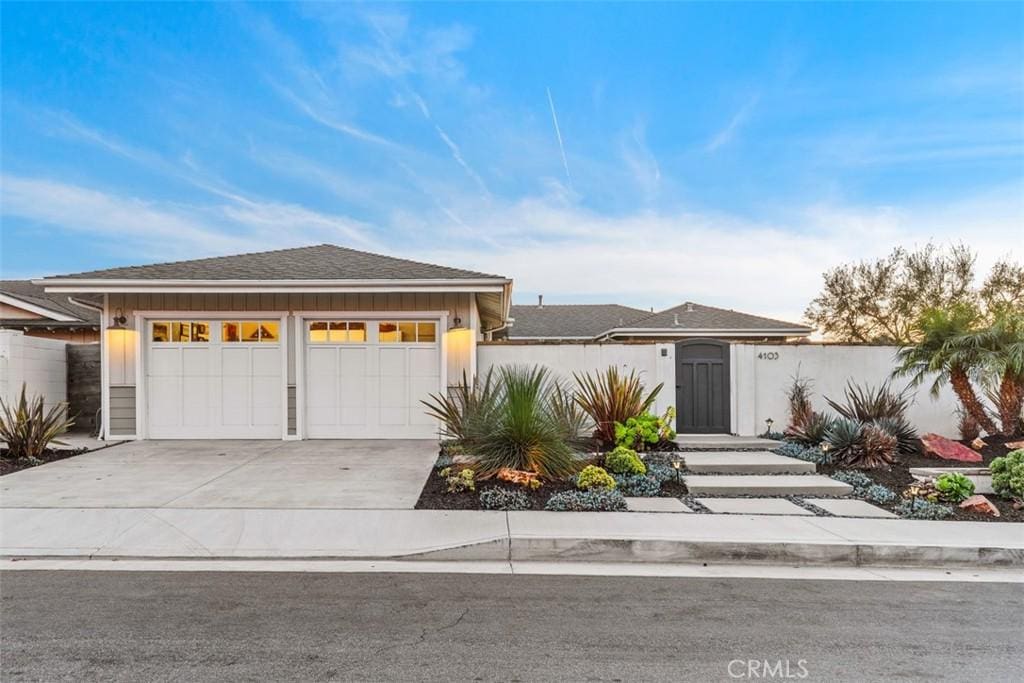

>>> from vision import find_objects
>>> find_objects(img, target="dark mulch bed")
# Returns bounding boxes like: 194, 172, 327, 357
0, 447, 87, 476
415, 451, 687, 511
817, 434, 1024, 523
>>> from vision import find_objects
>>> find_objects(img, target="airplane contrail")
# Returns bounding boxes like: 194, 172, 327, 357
546, 87, 572, 188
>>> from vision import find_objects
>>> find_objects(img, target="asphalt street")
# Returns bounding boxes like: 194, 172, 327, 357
1, 570, 1020, 682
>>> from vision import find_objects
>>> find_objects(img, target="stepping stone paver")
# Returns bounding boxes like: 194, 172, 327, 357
676, 435, 782, 450
698, 498, 814, 516
683, 451, 816, 474
804, 499, 897, 518
625, 497, 693, 513
684, 474, 853, 496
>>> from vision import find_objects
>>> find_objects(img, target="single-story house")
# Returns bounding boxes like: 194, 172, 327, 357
37, 244, 512, 441
501, 297, 812, 342
1, 280, 101, 343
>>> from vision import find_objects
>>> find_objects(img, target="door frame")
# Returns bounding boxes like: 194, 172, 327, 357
674, 338, 731, 434
294, 311, 449, 440
133, 311, 289, 440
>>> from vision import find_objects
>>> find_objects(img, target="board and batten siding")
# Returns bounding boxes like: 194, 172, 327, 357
105, 292, 476, 438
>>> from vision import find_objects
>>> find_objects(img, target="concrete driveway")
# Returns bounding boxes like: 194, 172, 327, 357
0, 440, 438, 509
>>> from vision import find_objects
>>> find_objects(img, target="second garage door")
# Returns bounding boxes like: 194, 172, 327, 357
304, 319, 441, 438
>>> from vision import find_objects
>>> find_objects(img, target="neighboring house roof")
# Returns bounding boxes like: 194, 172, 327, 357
0, 280, 101, 327
506, 300, 812, 340
616, 302, 812, 336
40, 244, 507, 282
506, 304, 651, 339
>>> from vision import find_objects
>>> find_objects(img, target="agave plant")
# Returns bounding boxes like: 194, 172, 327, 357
824, 380, 919, 455
421, 369, 501, 442
0, 384, 75, 460
466, 365, 580, 480
825, 417, 896, 469
573, 367, 662, 445
784, 411, 834, 447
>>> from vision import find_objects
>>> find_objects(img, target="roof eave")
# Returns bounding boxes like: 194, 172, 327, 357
36, 277, 512, 294
603, 327, 813, 337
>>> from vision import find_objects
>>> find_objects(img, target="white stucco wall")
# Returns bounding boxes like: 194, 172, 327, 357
732, 344, 960, 438
477, 342, 675, 416
0, 330, 68, 412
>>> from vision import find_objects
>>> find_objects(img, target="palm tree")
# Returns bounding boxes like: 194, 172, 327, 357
951, 311, 1024, 436
893, 304, 998, 435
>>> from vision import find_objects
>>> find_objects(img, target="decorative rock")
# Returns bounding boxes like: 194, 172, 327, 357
1005, 439, 1024, 450
970, 437, 987, 451
920, 433, 983, 462
959, 495, 1000, 517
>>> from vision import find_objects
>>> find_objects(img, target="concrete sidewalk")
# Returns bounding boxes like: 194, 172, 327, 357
2, 508, 1021, 568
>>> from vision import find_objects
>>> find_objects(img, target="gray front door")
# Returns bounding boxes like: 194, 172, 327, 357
675, 339, 730, 434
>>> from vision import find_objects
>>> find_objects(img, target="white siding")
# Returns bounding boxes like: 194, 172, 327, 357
0, 330, 67, 412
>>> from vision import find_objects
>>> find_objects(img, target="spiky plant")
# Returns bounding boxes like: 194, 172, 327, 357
0, 384, 75, 460
573, 367, 662, 445
421, 369, 501, 442
894, 304, 997, 435
785, 372, 815, 430
550, 384, 594, 451
824, 380, 919, 455
465, 365, 580, 480
825, 418, 896, 469
784, 411, 835, 447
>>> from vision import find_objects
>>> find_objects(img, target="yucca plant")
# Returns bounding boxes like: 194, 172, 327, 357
824, 380, 919, 455
466, 365, 580, 480
0, 384, 75, 460
785, 372, 815, 430
421, 369, 501, 442
573, 367, 662, 445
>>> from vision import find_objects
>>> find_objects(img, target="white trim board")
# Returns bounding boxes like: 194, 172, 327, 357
0, 293, 78, 322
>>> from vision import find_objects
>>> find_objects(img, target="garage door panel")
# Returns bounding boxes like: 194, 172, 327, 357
220, 376, 250, 426
148, 379, 181, 428
182, 348, 211, 376
379, 348, 406, 376
182, 378, 211, 428
409, 377, 439, 425
221, 347, 251, 376
149, 348, 181, 377
251, 347, 280, 376
408, 348, 439, 377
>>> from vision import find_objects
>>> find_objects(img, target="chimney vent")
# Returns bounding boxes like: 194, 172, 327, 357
538, 294, 544, 308
686, 302, 694, 312
673, 313, 680, 326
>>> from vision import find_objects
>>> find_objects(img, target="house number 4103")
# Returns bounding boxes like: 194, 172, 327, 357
758, 352, 779, 360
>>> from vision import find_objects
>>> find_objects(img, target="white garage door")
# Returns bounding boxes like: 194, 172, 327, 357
305, 319, 441, 438
145, 319, 283, 439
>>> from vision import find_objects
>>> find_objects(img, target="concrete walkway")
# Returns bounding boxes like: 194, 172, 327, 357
2, 507, 1021, 568
1, 440, 437, 510
675, 434, 782, 450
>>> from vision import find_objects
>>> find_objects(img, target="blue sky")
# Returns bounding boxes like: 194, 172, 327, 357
2, 1, 1022, 322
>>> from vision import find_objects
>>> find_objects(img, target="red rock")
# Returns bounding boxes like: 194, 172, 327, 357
959, 495, 1000, 517
970, 438, 986, 450
920, 433, 983, 462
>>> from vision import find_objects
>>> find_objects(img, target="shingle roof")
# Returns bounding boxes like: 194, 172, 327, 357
0, 280, 101, 324
625, 302, 811, 332
505, 300, 811, 339
507, 304, 651, 338
42, 244, 508, 281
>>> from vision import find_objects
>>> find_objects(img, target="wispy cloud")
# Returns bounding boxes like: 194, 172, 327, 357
274, 84, 404, 150
621, 121, 661, 201
546, 87, 573, 189
705, 94, 760, 152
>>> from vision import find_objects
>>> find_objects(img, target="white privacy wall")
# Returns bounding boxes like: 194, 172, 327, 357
0, 330, 68, 411
477, 343, 675, 416
732, 344, 960, 438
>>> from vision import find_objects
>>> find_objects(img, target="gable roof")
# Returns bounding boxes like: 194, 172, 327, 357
507, 304, 651, 339
40, 244, 508, 282
620, 302, 811, 333
0, 280, 100, 325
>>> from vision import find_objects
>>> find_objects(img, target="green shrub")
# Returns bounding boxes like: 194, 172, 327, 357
573, 367, 662, 445
422, 370, 501, 442
439, 467, 475, 494
934, 472, 975, 503
613, 473, 661, 497
613, 407, 676, 451
576, 465, 616, 491
990, 449, 1024, 499
604, 446, 646, 475
774, 441, 831, 464
895, 498, 953, 520
646, 462, 677, 484
864, 484, 897, 504
544, 489, 627, 512
0, 384, 74, 460
479, 487, 531, 511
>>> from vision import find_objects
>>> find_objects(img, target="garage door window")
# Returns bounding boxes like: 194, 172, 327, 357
152, 321, 210, 343
222, 321, 279, 343
308, 321, 367, 343
379, 321, 436, 343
